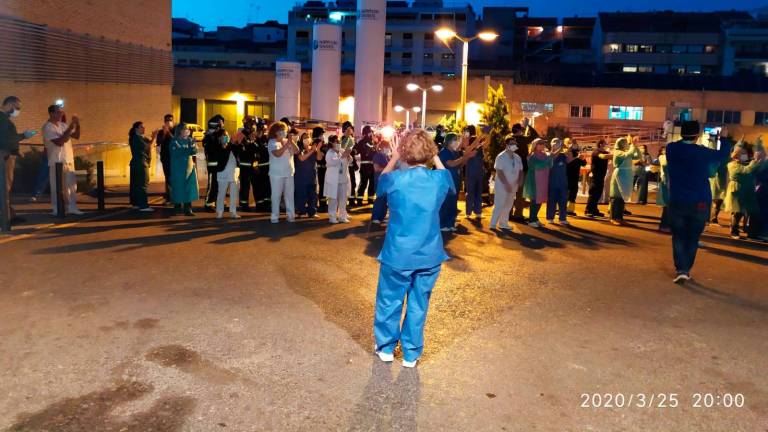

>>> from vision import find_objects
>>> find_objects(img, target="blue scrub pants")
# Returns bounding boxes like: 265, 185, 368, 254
295, 181, 317, 216
546, 186, 568, 221
439, 192, 458, 228
371, 173, 388, 221
373, 263, 441, 362
465, 174, 483, 216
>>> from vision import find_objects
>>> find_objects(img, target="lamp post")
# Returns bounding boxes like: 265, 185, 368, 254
394, 105, 421, 130
435, 28, 498, 123
406, 83, 443, 129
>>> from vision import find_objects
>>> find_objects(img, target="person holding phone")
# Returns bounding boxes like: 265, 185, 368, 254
42, 104, 83, 216
724, 141, 766, 239
489, 135, 523, 230
128, 121, 157, 212
546, 138, 573, 225
294, 132, 322, 218
463, 125, 484, 219
268, 122, 298, 223
522, 138, 553, 227
324, 135, 352, 223
373, 129, 454, 368
155, 114, 175, 205
1, 96, 37, 223
438, 132, 477, 231
215, 126, 241, 220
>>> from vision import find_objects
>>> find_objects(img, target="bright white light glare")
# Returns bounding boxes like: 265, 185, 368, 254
556, 26, 563, 33
380, 125, 395, 139
478, 31, 499, 41
406, 83, 420, 92
329, 11, 343, 22
431, 84, 444, 92
532, 111, 542, 117
55, 99, 64, 107
435, 28, 457, 41
394, 105, 405, 112
412, 106, 421, 113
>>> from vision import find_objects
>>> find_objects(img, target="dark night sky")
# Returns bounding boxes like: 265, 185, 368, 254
172, 0, 766, 30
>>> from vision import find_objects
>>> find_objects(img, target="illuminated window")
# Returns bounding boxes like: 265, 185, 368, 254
638, 65, 653, 73
625, 44, 639, 53
609, 43, 621, 53
622, 64, 638, 73
609, 106, 644, 121
639, 44, 653, 53
705, 45, 717, 53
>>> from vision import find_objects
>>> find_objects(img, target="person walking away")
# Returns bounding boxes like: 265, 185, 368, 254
267, 121, 298, 223
155, 114, 175, 205
608, 136, 640, 225
373, 129, 454, 368
666, 121, 731, 283
236, 116, 259, 212
633, 144, 653, 204
355, 125, 377, 206
0, 96, 37, 223
294, 132, 322, 218
371, 139, 392, 224
324, 135, 352, 223
565, 138, 586, 216
655, 146, 671, 232
169, 123, 199, 216
489, 135, 523, 230
523, 138, 552, 228
724, 142, 766, 239
202, 115, 226, 212
42, 104, 83, 215
215, 127, 241, 219
547, 138, 572, 225
129, 121, 156, 212
463, 125, 484, 220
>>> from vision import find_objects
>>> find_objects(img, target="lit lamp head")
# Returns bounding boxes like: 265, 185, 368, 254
435, 27, 457, 42
394, 105, 405, 113
431, 84, 444, 92
477, 31, 499, 42
412, 107, 421, 113
406, 83, 420, 92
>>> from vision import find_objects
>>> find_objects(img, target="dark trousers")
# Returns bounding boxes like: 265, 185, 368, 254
659, 206, 670, 230
129, 163, 149, 208
547, 187, 568, 221
348, 166, 357, 205
205, 168, 218, 207
529, 202, 542, 223
357, 166, 375, 204
439, 192, 458, 228
636, 172, 649, 204
731, 212, 756, 237
586, 176, 605, 214
465, 174, 483, 216
372, 195, 388, 221
32, 153, 50, 197
318, 166, 327, 208
610, 196, 625, 221
512, 170, 528, 218
669, 202, 708, 274
254, 171, 271, 210
567, 176, 579, 203
238, 166, 259, 208
161, 158, 171, 202
295, 181, 318, 216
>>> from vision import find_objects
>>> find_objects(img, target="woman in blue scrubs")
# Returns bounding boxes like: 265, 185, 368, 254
373, 129, 455, 368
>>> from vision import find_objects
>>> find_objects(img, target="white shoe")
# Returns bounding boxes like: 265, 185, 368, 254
371, 219, 382, 224
499, 224, 512, 230
402, 359, 418, 368
376, 351, 394, 362
560, 220, 570, 226
68, 209, 84, 215
216, 213, 224, 219
329, 218, 338, 224
441, 227, 452, 232
139, 207, 154, 212
340, 217, 351, 223
287, 216, 295, 223
528, 221, 541, 228
270, 218, 279, 224
230, 214, 241, 219
673, 273, 691, 284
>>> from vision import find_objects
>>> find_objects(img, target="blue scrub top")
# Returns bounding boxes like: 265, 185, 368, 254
549, 153, 568, 190
294, 155, 317, 185
376, 167, 455, 270
465, 146, 484, 178
438, 147, 461, 190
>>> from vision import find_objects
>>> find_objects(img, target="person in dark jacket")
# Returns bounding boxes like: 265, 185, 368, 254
565, 138, 586, 216
215, 125, 241, 219
0, 96, 36, 224
128, 121, 157, 212
203, 115, 227, 212
254, 122, 271, 211
236, 116, 259, 211
354, 125, 377, 206
585, 139, 612, 217
313, 127, 328, 211
155, 114, 175, 205
463, 125, 485, 219
510, 122, 539, 221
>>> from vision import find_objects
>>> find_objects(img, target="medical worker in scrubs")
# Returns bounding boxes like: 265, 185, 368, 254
373, 129, 454, 368
438, 132, 483, 231
546, 138, 572, 225
489, 135, 523, 230
463, 125, 485, 219
609, 136, 641, 225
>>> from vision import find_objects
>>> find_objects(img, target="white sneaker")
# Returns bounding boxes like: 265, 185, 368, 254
376, 351, 394, 362
216, 213, 224, 219
287, 216, 295, 223
340, 217, 351, 223
402, 359, 418, 368
68, 209, 84, 215
371, 219, 382, 224
441, 227, 452, 232
673, 273, 691, 284
270, 218, 279, 224
139, 207, 154, 212
230, 214, 241, 219
560, 220, 570, 226
329, 218, 338, 224
499, 223, 512, 230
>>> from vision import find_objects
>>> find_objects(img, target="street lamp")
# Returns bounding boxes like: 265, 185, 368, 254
435, 28, 498, 122
394, 105, 422, 130
406, 83, 443, 129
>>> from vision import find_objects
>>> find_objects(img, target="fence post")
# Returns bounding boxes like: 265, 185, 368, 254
97, 161, 105, 211
0, 159, 10, 232
55, 162, 65, 218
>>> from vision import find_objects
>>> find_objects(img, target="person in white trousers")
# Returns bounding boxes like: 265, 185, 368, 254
216, 132, 241, 219
324, 135, 352, 224
267, 121, 298, 223
42, 104, 83, 216
490, 135, 523, 230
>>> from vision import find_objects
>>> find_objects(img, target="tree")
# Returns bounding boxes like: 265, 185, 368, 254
481, 84, 511, 171
437, 113, 465, 135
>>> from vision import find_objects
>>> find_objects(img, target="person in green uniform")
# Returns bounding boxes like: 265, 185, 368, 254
608, 135, 641, 225
129, 121, 156, 212
169, 123, 200, 216
724, 143, 767, 239
709, 134, 736, 225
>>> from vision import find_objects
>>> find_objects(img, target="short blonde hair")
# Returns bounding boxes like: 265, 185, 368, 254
267, 121, 288, 140
400, 129, 438, 165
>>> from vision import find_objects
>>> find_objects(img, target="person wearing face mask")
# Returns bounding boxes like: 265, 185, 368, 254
129, 121, 157, 212
236, 116, 259, 212
267, 121, 298, 223
371, 138, 393, 224
608, 135, 641, 225
294, 132, 322, 218
202, 115, 227, 212
490, 135, 523, 230
169, 123, 199, 216
708, 134, 735, 225
724, 142, 766, 239
155, 114, 175, 205
215, 123, 242, 220
585, 139, 612, 217
546, 138, 573, 225
1, 96, 37, 224
42, 104, 83, 215
312, 127, 328, 211
633, 144, 653, 205
341, 122, 359, 207
324, 135, 353, 223
523, 138, 553, 228
510, 122, 539, 221
565, 138, 586, 216
438, 132, 482, 231
354, 125, 377, 206
463, 125, 485, 220
253, 122, 271, 212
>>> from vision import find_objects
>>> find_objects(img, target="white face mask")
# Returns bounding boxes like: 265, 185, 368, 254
507, 145, 518, 152
9, 108, 20, 118
739, 153, 749, 163
277, 131, 287, 139
333, 143, 341, 151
